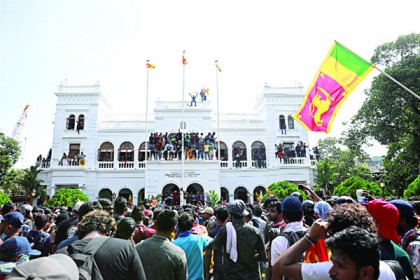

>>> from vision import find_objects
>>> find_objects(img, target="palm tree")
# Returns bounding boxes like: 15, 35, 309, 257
314, 159, 338, 195
205, 190, 220, 207
18, 164, 44, 204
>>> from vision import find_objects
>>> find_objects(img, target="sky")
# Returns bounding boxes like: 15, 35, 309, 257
0, 0, 419, 168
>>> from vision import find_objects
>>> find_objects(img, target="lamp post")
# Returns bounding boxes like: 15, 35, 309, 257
380, 182, 385, 198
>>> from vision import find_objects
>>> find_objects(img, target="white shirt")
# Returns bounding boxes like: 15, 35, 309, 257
301, 261, 397, 280
270, 221, 305, 265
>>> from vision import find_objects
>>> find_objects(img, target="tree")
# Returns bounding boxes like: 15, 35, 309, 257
47, 188, 89, 207
1, 169, 25, 196
404, 175, 420, 198
333, 176, 383, 198
0, 192, 12, 205
314, 159, 337, 194
18, 165, 44, 203
264, 181, 306, 201
317, 137, 372, 189
0, 133, 21, 187
346, 33, 420, 195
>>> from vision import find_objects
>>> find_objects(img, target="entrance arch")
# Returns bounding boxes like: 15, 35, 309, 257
253, 186, 266, 202
221, 187, 229, 202
186, 183, 204, 194
98, 188, 112, 201
162, 183, 180, 206
162, 183, 180, 195
118, 188, 133, 203
138, 188, 145, 204
234, 186, 249, 203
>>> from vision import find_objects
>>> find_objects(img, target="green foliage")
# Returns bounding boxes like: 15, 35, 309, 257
47, 188, 89, 207
1, 169, 25, 196
333, 176, 383, 198
0, 192, 12, 205
346, 33, 420, 195
314, 159, 338, 194
205, 190, 220, 207
0, 133, 21, 187
404, 175, 420, 198
264, 181, 306, 201
17, 165, 44, 202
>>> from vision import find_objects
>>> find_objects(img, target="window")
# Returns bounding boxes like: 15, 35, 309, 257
279, 115, 286, 129
77, 115, 85, 131
288, 115, 294, 129
138, 142, 146, 162
67, 115, 75, 130
251, 141, 266, 161
98, 142, 114, 161
119, 142, 134, 161
232, 141, 247, 161
69, 143, 80, 158
215, 141, 228, 161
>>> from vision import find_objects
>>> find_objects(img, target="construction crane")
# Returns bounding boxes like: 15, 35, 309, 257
12, 105, 30, 141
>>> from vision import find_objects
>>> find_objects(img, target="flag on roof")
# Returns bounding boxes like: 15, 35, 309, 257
293, 41, 374, 133
215, 61, 222, 72
146, 60, 155, 69
182, 50, 187, 65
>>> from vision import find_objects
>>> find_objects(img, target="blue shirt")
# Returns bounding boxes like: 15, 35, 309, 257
173, 230, 211, 280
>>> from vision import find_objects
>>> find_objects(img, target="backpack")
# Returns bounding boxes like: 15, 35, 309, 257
65, 237, 109, 280
383, 260, 407, 280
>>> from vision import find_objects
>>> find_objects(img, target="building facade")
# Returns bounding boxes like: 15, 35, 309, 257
38, 83, 317, 204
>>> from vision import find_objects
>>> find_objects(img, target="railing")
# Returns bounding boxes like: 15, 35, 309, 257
118, 162, 134, 168
220, 162, 228, 168
57, 84, 100, 93
311, 160, 317, 166
155, 100, 212, 110
139, 162, 145, 168
99, 121, 154, 130
99, 162, 114, 169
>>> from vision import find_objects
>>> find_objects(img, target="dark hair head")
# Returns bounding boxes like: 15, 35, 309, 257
77, 210, 117, 239
98, 198, 113, 211
34, 214, 48, 229
56, 212, 69, 225
326, 204, 378, 235
269, 201, 282, 213
131, 206, 144, 224
115, 217, 136, 240
156, 209, 178, 233
114, 197, 128, 214
253, 205, 263, 217
327, 226, 379, 280
263, 196, 279, 209
215, 206, 229, 223
153, 208, 163, 221
177, 212, 194, 232
79, 201, 102, 220
2, 202, 16, 214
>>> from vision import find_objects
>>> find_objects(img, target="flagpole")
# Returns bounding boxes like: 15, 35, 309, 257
181, 51, 186, 205
215, 60, 221, 194
374, 65, 420, 101
144, 61, 150, 201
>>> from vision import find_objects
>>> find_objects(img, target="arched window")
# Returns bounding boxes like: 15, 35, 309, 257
232, 141, 247, 161
138, 142, 146, 162
66, 114, 75, 130
98, 142, 114, 162
119, 142, 134, 162
279, 115, 286, 130
215, 141, 228, 161
77, 115, 85, 131
251, 141, 266, 162
288, 115, 294, 129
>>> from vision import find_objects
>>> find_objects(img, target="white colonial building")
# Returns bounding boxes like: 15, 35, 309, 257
38, 83, 317, 204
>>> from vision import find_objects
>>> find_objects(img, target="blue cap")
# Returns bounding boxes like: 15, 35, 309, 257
2, 211, 24, 229
282, 197, 302, 213
0, 236, 41, 259
390, 199, 415, 217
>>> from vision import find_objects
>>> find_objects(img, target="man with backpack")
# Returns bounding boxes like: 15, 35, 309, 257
58, 210, 146, 280
270, 196, 306, 278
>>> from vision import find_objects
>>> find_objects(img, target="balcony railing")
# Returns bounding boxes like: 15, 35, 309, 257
99, 162, 114, 169
118, 162, 134, 168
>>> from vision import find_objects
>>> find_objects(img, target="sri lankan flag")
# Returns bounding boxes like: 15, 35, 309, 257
182, 50, 187, 65
294, 41, 374, 133
146, 60, 155, 69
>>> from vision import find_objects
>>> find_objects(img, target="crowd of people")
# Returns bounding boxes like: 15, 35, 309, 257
275, 141, 310, 164
1, 186, 420, 279
59, 152, 86, 166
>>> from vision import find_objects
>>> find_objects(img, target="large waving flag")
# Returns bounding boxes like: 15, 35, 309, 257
294, 41, 374, 133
